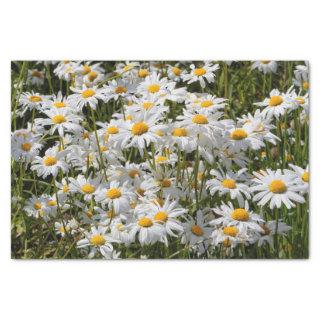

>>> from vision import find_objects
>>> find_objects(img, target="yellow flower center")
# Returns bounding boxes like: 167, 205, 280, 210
21, 142, 32, 151
82, 65, 91, 75
231, 209, 249, 221
53, 101, 66, 108
32, 70, 43, 78
295, 97, 305, 105
156, 156, 168, 163
161, 179, 172, 188
43, 156, 57, 166
100, 146, 108, 152
230, 129, 248, 140
34, 202, 42, 210
81, 184, 95, 194
115, 86, 128, 94
172, 67, 181, 76
154, 211, 168, 223
269, 95, 283, 107
88, 71, 98, 82
82, 89, 95, 98
201, 100, 213, 108
261, 60, 270, 64
125, 115, 133, 121
48, 200, 57, 206
136, 188, 145, 196
143, 102, 153, 109
191, 225, 204, 236
90, 234, 106, 246
223, 226, 239, 237
128, 169, 140, 179
192, 114, 208, 124
52, 114, 66, 124
107, 126, 119, 134
106, 188, 122, 199
302, 172, 309, 183
62, 185, 69, 193
172, 128, 187, 137
29, 95, 42, 103
131, 122, 149, 135
86, 210, 93, 218
269, 179, 287, 193
123, 64, 133, 72
222, 179, 236, 189
156, 130, 164, 137
303, 81, 309, 90
147, 84, 160, 93
138, 69, 149, 78
194, 68, 206, 76
138, 217, 153, 228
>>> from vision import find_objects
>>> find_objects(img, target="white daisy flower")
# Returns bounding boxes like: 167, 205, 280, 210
251, 60, 278, 74
69, 174, 102, 201
31, 147, 69, 178
251, 169, 306, 209
182, 61, 219, 88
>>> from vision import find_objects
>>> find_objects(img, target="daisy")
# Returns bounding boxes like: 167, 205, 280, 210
35, 108, 82, 136
27, 68, 45, 86
206, 168, 251, 206
24, 195, 46, 218
95, 181, 135, 213
251, 60, 278, 74
293, 63, 309, 90
31, 147, 69, 178
112, 111, 165, 154
44, 91, 71, 110
211, 226, 246, 249
102, 79, 136, 101
77, 225, 118, 259
53, 60, 79, 81
224, 123, 265, 152
11, 132, 42, 163
257, 220, 292, 247
167, 64, 186, 82
137, 72, 172, 97
135, 196, 186, 238
251, 169, 306, 209
288, 164, 309, 193
18, 91, 47, 116
182, 61, 219, 88
68, 85, 105, 111
254, 89, 292, 119
181, 210, 212, 246
110, 219, 134, 245
129, 214, 163, 246
187, 94, 227, 113
210, 201, 264, 234
69, 174, 102, 201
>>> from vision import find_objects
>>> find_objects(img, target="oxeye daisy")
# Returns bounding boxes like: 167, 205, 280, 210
106, 162, 144, 184
11, 132, 42, 163
31, 147, 69, 178
256, 220, 292, 247
112, 112, 165, 154
137, 72, 172, 97
188, 94, 227, 113
211, 201, 264, 234
102, 79, 136, 101
95, 181, 135, 213
129, 214, 163, 246
53, 60, 79, 81
206, 168, 251, 206
167, 64, 186, 82
18, 91, 47, 116
68, 85, 105, 111
288, 164, 309, 193
254, 89, 292, 119
77, 226, 118, 259
251, 169, 306, 209
27, 68, 45, 86
68, 174, 101, 201
44, 91, 70, 110
135, 196, 186, 238
251, 60, 278, 74
224, 123, 265, 152
182, 61, 219, 88
24, 195, 47, 218
211, 226, 246, 249
35, 108, 82, 136
110, 219, 134, 245
293, 63, 309, 90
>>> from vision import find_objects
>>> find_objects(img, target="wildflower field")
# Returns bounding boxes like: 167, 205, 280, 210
11, 60, 309, 259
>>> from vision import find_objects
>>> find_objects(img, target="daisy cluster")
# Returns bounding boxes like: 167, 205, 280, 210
11, 60, 309, 259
